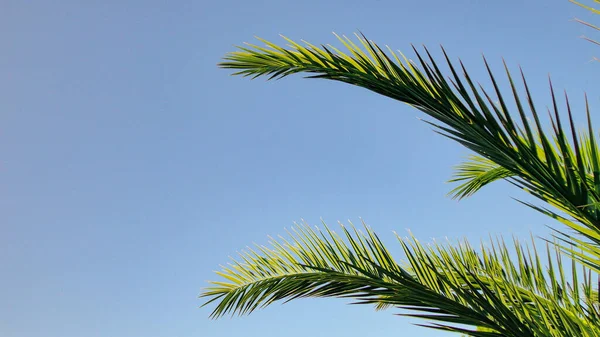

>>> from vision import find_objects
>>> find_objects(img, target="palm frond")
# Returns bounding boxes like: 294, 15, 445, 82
219, 34, 600, 257
201, 222, 600, 336
448, 155, 514, 199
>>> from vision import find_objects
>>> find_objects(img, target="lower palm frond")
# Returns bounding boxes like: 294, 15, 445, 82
201, 223, 600, 336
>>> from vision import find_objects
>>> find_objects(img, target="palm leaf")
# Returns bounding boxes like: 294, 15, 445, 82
201, 222, 600, 336
219, 34, 600, 263
448, 155, 514, 199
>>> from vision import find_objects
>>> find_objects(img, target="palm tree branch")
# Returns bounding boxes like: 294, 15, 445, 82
219, 34, 600, 246
201, 223, 597, 336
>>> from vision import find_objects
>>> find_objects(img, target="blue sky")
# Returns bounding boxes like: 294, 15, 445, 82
2, 0, 600, 336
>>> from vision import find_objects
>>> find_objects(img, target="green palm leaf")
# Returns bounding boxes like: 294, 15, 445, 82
448, 155, 514, 199
218, 34, 600, 263
201, 223, 600, 336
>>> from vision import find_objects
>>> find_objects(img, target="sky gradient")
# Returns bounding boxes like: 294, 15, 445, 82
2, 0, 600, 336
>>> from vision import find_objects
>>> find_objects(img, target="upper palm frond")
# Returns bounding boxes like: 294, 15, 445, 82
201, 222, 599, 336
219, 34, 600, 257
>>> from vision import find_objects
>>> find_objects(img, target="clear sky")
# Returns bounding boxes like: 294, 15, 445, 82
2, 0, 600, 336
